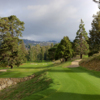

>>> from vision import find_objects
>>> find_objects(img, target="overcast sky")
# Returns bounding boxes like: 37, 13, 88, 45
0, 0, 99, 41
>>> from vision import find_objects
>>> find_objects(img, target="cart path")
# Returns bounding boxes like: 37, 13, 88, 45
67, 59, 82, 68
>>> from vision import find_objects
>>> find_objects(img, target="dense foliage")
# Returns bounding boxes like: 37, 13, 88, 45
26, 44, 51, 62
48, 36, 74, 62
0, 15, 25, 68
89, 11, 100, 56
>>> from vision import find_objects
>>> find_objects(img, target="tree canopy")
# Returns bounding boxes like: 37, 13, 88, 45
0, 15, 25, 68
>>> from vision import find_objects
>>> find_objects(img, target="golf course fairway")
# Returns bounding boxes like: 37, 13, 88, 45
27, 64, 100, 100
0, 61, 100, 100
42, 66, 100, 100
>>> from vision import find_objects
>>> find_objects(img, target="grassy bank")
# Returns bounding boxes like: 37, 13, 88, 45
79, 53, 100, 71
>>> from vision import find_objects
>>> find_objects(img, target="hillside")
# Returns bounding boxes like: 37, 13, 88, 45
23, 39, 58, 46
79, 53, 100, 71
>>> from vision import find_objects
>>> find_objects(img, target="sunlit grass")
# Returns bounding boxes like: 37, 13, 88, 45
0, 62, 53, 78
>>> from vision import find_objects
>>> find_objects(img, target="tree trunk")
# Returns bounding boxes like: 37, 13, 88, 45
80, 54, 82, 59
65, 58, 68, 61
11, 65, 13, 69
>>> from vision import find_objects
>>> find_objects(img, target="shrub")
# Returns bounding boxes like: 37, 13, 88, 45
88, 51, 99, 57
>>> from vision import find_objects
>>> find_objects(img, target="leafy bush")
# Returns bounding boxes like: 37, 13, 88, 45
88, 51, 99, 57
0, 62, 7, 68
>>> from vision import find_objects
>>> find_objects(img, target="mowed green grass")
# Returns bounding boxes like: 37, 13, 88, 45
0, 59, 100, 100
0, 62, 53, 78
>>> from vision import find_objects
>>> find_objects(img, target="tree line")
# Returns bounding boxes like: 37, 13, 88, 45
25, 43, 53, 62
0, 6, 100, 68
48, 11, 100, 62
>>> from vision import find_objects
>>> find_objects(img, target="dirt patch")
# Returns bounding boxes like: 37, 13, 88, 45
79, 59, 100, 71
0, 69, 7, 72
67, 59, 82, 68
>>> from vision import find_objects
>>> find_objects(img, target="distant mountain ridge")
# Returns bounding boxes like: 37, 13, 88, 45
23, 39, 58, 46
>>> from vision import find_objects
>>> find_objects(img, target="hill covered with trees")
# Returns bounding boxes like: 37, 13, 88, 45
23, 39, 58, 46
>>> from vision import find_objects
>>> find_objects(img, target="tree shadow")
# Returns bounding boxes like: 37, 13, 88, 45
40, 91, 100, 100
47, 66, 100, 78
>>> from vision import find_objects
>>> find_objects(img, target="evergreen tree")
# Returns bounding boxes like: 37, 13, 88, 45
0, 33, 19, 68
15, 40, 27, 67
48, 44, 58, 60
89, 11, 100, 54
36, 44, 41, 61
40, 47, 44, 61
28, 45, 33, 62
56, 36, 73, 61
0, 15, 24, 68
26, 44, 51, 62
71, 40, 77, 57
44, 46, 50, 60
75, 19, 89, 59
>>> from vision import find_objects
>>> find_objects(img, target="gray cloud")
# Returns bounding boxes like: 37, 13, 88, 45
0, 0, 99, 41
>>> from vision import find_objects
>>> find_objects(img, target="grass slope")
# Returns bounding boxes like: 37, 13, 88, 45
0, 59, 100, 100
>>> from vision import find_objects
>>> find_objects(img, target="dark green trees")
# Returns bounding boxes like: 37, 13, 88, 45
40, 47, 44, 61
56, 36, 73, 61
26, 44, 51, 62
48, 44, 58, 60
0, 15, 25, 68
15, 40, 27, 67
89, 11, 100, 55
74, 19, 89, 59
48, 36, 74, 61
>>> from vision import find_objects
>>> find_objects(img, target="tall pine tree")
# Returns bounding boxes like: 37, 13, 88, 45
56, 36, 73, 61
75, 19, 89, 59
89, 11, 100, 53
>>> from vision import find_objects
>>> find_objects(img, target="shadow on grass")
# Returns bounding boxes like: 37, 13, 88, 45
28, 90, 100, 100
43, 91, 100, 100
47, 66, 100, 78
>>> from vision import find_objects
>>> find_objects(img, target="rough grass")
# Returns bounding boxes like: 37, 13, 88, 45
0, 70, 53, 100
79, 53, 100, 71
